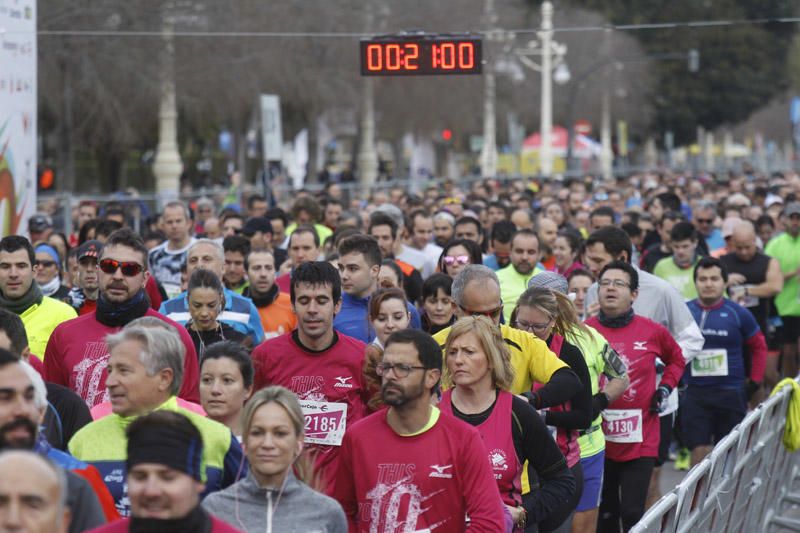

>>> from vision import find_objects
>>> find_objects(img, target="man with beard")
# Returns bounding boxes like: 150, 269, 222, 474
0, 349, 111, 532
497, 230, 543, 320
332, 329, 505, 531
0, 309, 92, 452
0, 236, 77, 359
252, 262, 368, 492
433, 211, 456, 247
44, 229, 199, 408
68, 240, 103, 315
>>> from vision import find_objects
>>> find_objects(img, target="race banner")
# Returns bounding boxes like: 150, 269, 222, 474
0, 0, 37, 237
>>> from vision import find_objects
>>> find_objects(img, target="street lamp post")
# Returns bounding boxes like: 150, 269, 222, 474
357, 78, 379, 190
516, 1, 568, 178
152, 11, 183, 199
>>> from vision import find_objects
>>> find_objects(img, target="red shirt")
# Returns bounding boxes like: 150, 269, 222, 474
252, 331, 368, 490
79, 298, 97, 316
43, 309, 200, 407
145, 276, 162, 310
275, 273, 291, 295
332, 408, 506, 532
585, 314, 685, 462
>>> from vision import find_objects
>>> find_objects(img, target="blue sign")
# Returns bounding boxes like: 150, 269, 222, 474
791, 97, 800, 125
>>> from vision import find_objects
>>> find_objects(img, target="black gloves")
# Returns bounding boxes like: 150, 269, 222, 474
651, 385, 672, 413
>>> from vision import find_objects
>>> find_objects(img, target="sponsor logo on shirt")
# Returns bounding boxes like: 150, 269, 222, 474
633, 341, 647, 351
104, 469, 124, 484
489, 449, 509, 477
703, 329, 729, 337
334, 376, 354, 388
429, 464, 453, 478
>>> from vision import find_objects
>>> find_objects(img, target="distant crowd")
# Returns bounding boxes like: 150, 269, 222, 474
0, 169, 798, 532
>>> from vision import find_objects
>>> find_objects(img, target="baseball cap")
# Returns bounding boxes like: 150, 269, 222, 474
721, 217, 741, 239
764, 194, 784, 209
77, 240, 104, 261
241, 217, 273, 236
784, 202, 800, 217
28, 213, 53, 232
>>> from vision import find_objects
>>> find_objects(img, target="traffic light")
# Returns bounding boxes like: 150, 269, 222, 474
441, 129, 453, 142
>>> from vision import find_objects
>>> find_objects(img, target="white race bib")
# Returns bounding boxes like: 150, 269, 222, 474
691, 349, 729, 377
602, 409, 643, 443
300, 400, 348, 446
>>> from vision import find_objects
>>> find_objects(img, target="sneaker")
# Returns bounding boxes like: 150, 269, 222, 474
674, 448, 691, 471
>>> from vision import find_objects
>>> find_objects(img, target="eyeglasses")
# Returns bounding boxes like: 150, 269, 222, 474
599, 279, 630, 289
375, 362, 427, 378
443, 255, 470, 266
459, 302, 504, 319
99, 258, 144, 277
35, 260, 56, 268
515, 319, 552, 334
695, 218, 714, 224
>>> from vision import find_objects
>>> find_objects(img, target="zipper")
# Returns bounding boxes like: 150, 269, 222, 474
699, 309, 709, 332
266, 490, 273, 533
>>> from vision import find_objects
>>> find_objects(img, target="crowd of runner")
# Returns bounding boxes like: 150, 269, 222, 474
0, 170, 797, 532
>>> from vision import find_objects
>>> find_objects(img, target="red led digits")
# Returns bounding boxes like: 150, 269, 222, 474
459, 42, 474, 69
405, 43, 419, 70
366, 43, 382, 71
360, 35, 482, 76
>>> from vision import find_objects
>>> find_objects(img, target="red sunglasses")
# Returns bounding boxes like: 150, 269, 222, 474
98, 258, 144, 277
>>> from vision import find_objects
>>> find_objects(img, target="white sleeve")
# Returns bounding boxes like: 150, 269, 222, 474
664, 293, 704, 362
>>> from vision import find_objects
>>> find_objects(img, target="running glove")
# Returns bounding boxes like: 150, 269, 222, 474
651, 385, 672, 413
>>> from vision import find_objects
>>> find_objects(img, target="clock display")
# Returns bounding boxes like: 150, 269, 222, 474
360, 35, 482, 76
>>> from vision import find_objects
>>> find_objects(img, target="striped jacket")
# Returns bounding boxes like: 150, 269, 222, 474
159, 288, 265, 345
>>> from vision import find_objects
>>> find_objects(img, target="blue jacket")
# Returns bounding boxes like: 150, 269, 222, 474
333, 292, 421, 343
160, 287, 264, 345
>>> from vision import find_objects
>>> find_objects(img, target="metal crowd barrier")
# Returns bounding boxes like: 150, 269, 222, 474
632, 378, 800, 532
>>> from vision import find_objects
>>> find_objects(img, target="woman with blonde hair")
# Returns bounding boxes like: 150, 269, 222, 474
203, 386, 347, 532
441, 316, 575, 532
511, 282, 593, 533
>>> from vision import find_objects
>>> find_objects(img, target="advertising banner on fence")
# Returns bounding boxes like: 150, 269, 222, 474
0, 0, 37, 237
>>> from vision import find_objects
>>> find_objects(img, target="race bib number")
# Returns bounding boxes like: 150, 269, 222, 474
300, 401, 347, 446
691, 349, 729, 377
602, 409, 643, 443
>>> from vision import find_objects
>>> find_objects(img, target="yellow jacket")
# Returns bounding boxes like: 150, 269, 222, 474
21, 296, 77, 359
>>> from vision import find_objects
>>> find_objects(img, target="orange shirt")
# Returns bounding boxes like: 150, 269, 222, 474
256, 292, 297, 339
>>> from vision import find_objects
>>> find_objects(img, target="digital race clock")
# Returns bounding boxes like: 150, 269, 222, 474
360, 34, 483, 76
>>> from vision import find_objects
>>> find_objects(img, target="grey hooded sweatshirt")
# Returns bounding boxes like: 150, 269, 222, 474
202, 469, 347, 533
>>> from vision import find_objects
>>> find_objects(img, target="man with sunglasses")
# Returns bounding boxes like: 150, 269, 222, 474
333, 329, 506, 531
43, 229, 199, 408
0, 236, 77, 360
693, 200, 725, 254
765, 202, 800, 379
433, 265, 581, 405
